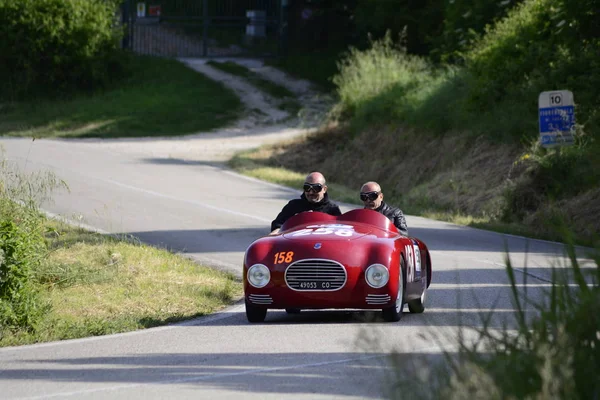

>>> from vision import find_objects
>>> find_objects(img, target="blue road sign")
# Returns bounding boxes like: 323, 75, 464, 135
539, 106, 575, 133
538, 90, 575, 147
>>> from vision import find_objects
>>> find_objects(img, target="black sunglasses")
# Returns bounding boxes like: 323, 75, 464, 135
360, 191, 380, 201
303, 183, 324, 193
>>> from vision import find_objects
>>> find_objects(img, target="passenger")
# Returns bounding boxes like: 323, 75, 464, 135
269, 171, 342, 235
360, 181, 408, 236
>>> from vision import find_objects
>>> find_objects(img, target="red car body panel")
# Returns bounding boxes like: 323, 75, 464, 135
244, 209, 432, 310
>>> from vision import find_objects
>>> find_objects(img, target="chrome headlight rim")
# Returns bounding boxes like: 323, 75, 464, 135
247, 263, 271, 288
365, 263, 390, 289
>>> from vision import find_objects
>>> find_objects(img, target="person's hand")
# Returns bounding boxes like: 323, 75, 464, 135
268, 228, 281, 236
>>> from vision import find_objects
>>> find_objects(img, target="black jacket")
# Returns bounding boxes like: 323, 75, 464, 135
374, 201, 409, 236
271, 192, 342, 231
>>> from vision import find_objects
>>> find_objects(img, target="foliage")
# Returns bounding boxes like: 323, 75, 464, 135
0, 0, 124, 99
502, 124, 600, 229
286, 0, 357, 52
0, 219, 47, 330
431, 0, 525, 63
267, 48, 344, 91
329, 0, 599, 238
0, 153, 242, 346
351, 0, 445, 55
385, 239, 600, 400
1, 221, 242, 347
0, 153, 67, 332
464, 0, 600, 139
447, 243, 599, 399
332, 32, 434, 127
0, 55, 243, 139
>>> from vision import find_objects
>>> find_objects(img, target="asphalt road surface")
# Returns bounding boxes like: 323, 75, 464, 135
0, 137, 595, 399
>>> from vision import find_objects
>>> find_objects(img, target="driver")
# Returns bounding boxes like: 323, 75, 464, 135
360, 181, 408, 236
269, 171, 342, 235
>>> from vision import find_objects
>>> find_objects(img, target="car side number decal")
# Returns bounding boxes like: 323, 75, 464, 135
405, 245, 413, 282
274, 251, 294, 264
413, 243, 422, 280
404, 243, 422, 282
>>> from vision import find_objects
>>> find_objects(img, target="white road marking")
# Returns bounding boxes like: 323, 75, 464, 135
7, 154, 272, 224
103, 178, 271, 223
433, 250, 556, 284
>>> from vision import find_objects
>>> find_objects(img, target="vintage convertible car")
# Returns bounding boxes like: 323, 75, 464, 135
243, 208, 432, 323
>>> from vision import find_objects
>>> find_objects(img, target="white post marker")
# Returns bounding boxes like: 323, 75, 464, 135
538, 90, 575, 147
137, 2, 146, 18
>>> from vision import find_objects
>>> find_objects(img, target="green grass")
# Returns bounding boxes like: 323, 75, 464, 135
207, 60, 301, 114
227, 144, 599, 247
0, 217, 243, 347
0, 157, 242, 347
0, 55, 243, 139
267, 48, 345, 92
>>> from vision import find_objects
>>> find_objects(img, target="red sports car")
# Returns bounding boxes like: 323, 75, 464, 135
243, 208, 432, 322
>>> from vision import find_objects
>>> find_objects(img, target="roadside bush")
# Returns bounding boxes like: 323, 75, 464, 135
333, 32, 434, 128
464, 0, 600, 141
352, 0, 445, 55
431, 0, 524, 63
0, 154, 66, 332
502, 127, 600, 229
453, 244, 598, 399
0, 218, 47, 331
0, 0, 124, 99
387, 240, 599, 399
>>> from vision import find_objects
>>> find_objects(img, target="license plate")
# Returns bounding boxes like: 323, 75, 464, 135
299, 281, 331, 289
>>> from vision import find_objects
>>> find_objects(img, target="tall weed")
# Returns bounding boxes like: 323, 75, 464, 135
0, 219, 47, 330
333, 31, 433, 124
387, 239, 599, 399
0, 150, 67, 332
502, 126, 600, 226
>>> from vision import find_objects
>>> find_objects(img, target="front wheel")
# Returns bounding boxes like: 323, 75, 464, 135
382, 257, 405, 322
245, 299, 267, 323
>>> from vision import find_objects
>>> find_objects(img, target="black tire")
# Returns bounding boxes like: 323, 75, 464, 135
285, 308, 301, 314
407, 293, 425, 313
245, 299, 267, 323
382, 256, 405, 322
408, 261, 427, 313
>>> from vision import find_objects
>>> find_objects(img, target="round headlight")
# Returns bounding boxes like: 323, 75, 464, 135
365, 264, 389, 288
247, 264, 270, 288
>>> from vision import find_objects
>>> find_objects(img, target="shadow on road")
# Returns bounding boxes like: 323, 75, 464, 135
0, 350, 449, 399
114, 227, 267, 253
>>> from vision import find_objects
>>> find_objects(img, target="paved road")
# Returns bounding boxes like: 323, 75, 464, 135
0, 137, 595, 399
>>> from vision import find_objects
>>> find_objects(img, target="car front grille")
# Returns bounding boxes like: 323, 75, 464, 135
285, 259, 347, 291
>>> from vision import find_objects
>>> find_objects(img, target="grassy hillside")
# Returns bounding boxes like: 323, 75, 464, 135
248, 0, 600, 245
0, 55, 243, 138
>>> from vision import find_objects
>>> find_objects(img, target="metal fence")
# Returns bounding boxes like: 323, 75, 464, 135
121, 0, 286, 58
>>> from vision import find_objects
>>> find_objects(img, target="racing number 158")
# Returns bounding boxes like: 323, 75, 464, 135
274, 251, 294, 264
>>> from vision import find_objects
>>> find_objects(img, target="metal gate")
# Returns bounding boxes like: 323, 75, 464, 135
121, 0, 286, 58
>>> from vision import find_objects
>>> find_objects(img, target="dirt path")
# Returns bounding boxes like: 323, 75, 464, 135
76, 58, 334, 163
